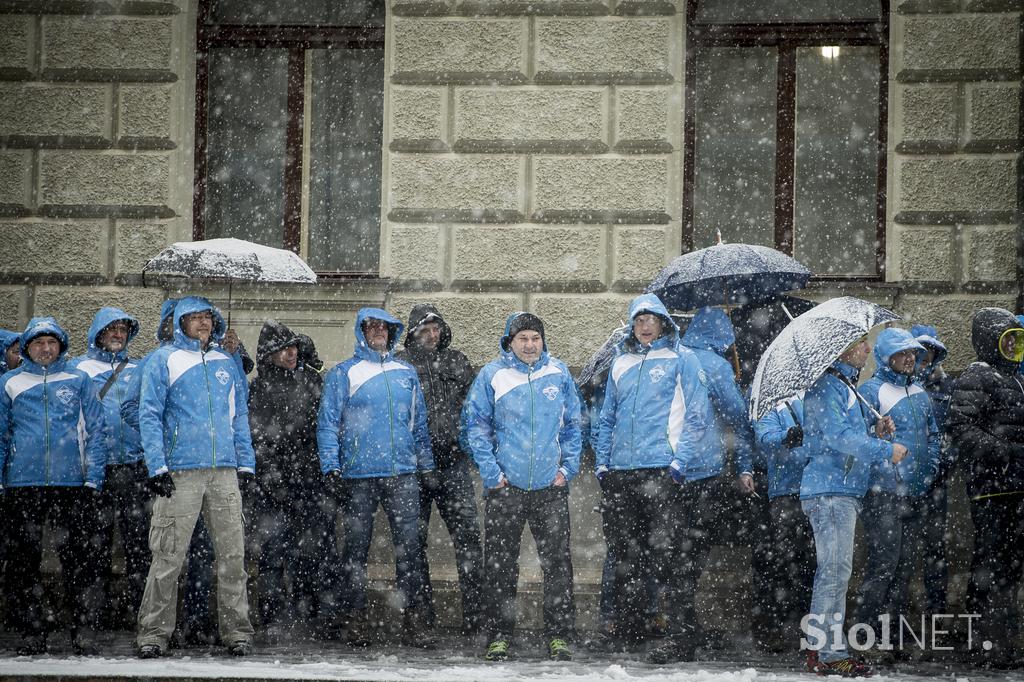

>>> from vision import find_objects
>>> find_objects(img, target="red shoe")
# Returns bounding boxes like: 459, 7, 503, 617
806, 649, 822, 673
817, 656, 873, 677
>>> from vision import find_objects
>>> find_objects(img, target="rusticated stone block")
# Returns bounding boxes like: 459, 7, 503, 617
388, 154, 525, 222
896, 295, 1016, 370
962, 225, 1018, 283
531, 293, 636, 367
895, 0, 959, 12
118, 84, 174, 147
0, 15, 32, 77
0, 286, 26, 330
453, 87, 607, 153
451, 224, 604, 287
533, 156, 670, 223
535, 17, 673, 84
613, 225, 668, 284
0, 150, 31, 214
893, 225, 954, 282
0, 83, 109, 145
386, 292, 524, 366
614, 86, 673, 152
40, 16, 175, 81
392, 18, 528, 84
34, 285, 167, 356
387, 224, 444, 282
39, 151, 172, 216
455, 0, 612, 14
894, 157, 1016, 224
894, 84, 958, 153
389, 87, 448, 152
114, 220, 171, 276
965, 83, 1019, 152
897, 14, 1020, 81
0, 221, 106, 277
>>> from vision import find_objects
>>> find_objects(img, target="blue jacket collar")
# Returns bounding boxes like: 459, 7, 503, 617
874, 363, 913, 387
832, 361, 860, 382
20, 356, 68, 375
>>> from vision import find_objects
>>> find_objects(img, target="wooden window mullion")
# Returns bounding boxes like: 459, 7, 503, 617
774, 46, 796, 256
283, 48, 305, 253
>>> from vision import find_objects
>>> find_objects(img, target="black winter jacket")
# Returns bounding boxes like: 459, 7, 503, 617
947, 307, 1024, 500
395, 304, 475, 469
248, 320, 323, 501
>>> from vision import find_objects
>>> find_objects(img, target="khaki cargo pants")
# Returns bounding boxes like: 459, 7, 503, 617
137, 468, 254, 648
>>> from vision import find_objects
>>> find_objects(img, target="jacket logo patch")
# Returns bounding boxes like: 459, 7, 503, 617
215, 368, 231, 386
55, 385, 76, 406
698, 369, 708, 386
395, 377, 412, 390
542, 385, 560, 401
649, 366, 666, 383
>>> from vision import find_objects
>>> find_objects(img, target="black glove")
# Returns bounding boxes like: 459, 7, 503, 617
82, 484, 104, 502
148, 472, 176, 498
324, 470, 347, 501
783, 424, 804, 450
238, 470, 259, 500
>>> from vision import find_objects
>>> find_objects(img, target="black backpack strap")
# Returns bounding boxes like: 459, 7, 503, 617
98, 358, 130, 401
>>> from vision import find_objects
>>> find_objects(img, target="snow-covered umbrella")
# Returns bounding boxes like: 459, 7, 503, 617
576, 324, 630, 397
748, 296, 900, 421
142, 238, 317, 325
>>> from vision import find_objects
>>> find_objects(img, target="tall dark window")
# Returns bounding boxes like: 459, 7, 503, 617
194, 0, 385, 275
684, 0, 889, 278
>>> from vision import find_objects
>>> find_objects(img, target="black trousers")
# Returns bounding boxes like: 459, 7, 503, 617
767, 493, 815, 640
600, 467, 675, 643
5, 486, 106, 637
967, 494, 1024, 657
664, 475, 718, 643
483, 485, 575, 640
97, 461, 152, 622
416, 460, 484, 630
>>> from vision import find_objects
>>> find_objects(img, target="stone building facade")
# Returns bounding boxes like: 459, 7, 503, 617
0, 0, 1019, 631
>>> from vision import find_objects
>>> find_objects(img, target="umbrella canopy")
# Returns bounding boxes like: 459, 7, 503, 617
142, 238, 317, 285
646, 243, 812, 312
730, 295, 818, 390
576, 324, 629, 399
748, 296, 900, 421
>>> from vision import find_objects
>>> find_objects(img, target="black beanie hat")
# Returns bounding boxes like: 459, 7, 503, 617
508, 313, 545, 343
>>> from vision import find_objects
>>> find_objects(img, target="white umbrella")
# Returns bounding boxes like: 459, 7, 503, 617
748, 296, 899, 421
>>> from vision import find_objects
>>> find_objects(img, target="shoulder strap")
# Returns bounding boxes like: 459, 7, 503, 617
783, 400, 800, 426
98, 358, 130, 400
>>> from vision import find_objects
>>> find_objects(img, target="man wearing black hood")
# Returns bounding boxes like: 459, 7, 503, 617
396, 304, 483, 636
247, 319, 338, 635
947, 307, 1024, 668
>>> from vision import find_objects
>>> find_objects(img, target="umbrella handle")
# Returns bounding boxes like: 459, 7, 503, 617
227, 279, 232, 329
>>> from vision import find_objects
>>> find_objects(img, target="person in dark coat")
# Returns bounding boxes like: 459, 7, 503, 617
395, 304, 484, 636
247, 319, 339, 634
947, 307, 1024, 669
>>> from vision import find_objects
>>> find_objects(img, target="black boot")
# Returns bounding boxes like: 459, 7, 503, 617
16, 633, 47, 656
646, 635, 696, 664
402, 607, 438, 650
72, 627, 99, 656
345, 610, 373, 648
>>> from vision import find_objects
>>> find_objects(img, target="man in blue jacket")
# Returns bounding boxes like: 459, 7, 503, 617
135, 296, 256, 658
800, 335, 907, 677
0, 317, 107, 655
753, 391, 814, 653
317, 308, 435, 647
855, 328, 938, 656
70, 307, 150, 626
462, 312, 582, 662
594, 294, 711, 655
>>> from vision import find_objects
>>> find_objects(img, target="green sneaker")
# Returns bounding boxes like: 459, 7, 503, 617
484, 639, 509, 662
549, 637, 573, 661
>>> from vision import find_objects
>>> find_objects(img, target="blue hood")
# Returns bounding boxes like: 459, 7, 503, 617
157, 298, 178, 342
87, 307, 140, 361
354, 307, 404, 361
20, 316, 70, 363
682, 306, 735, 356
872, 328, 925, 386
0, 329, 20, 374
172, 296, 226, 351
623, 294, 679, 351
910, 323, 947, 371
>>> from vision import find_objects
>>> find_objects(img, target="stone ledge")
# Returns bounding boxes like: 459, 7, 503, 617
613, 140, 674, 154
388, 208, 525, 223
894, 210, 1016, 225
894, 141, 958, 154
388, 139, 451, 153
0, 1, 179, 13
0, 205, 30, 218
39, 68, 178, 82
115, 136, 176, 150
896, 68, 1020, 82
532, 209, 671, 224
392, 71, 527, 85
614, 0, 677, 15
38, 204, 175, 218
391, 0, 452, 15
456, 1, 611, 14
0, 68, 32, 80
895, 0, 959, 12
963, 0, 1023, 10
0, 136, 176, 150
534, 71, 674, 85
452, 140, 609, 153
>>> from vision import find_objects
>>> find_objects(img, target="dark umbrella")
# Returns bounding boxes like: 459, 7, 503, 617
576, 325, 629, 399
730, 295, 818, 390
748, 296, 900, 421
142, 238, 317, 326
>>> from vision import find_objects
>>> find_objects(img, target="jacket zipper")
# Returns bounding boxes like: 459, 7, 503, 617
382, 359, 396, 475
629, 352, 647, 469
43, 368, 50, 484
112, 360, 125, 464
527, 368, 536, 489
201, 352, 217, 466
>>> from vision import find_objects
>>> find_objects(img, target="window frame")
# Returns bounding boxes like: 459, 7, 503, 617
192, 0, 386, 278
682, 0, 890, 281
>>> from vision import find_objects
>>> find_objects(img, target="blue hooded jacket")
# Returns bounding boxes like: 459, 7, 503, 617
317, 307, 433, 479
860, 328, 939, 497
121, 298, 176, 430
461, 312, 582, 491
0, 329, 20, 375
139, 296, 256, 477
0, 317, 106, 488
753, 392, 807, 499
595, 294, 712, 476
680, 306, 756, 481
800, 360, 895, 500
69, 307, 143, 466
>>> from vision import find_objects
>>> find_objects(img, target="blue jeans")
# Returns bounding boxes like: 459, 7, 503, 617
802, 495, 861, 663
338, 474, 427, 613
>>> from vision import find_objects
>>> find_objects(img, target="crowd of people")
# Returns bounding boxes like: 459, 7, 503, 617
0, 292, 1022, 677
